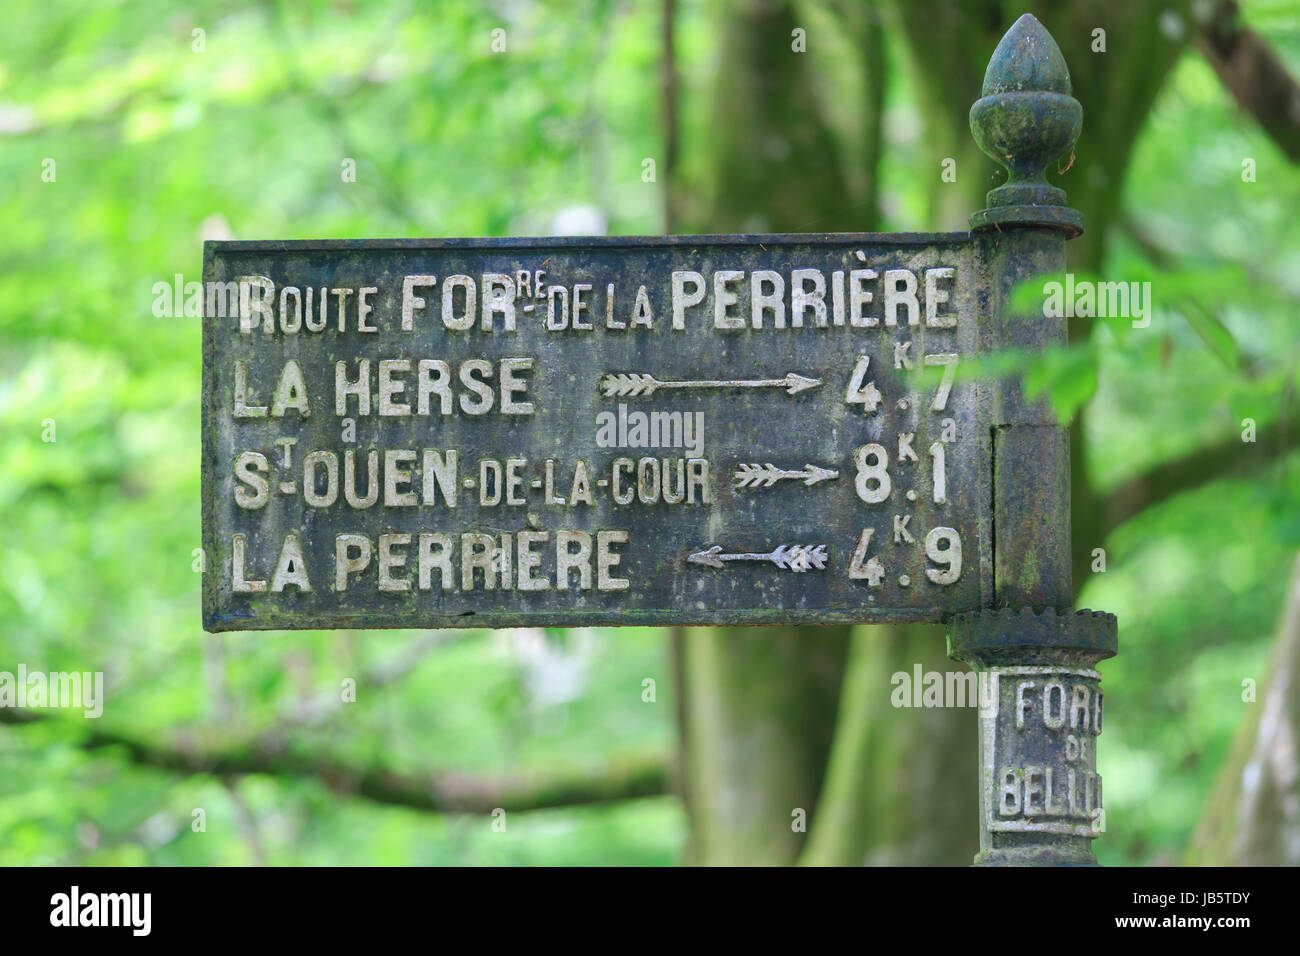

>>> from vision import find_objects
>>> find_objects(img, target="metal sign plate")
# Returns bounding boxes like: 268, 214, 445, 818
202, 234, 993, 630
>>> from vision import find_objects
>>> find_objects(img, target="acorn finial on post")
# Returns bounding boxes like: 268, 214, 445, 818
969, 13, 1084, 236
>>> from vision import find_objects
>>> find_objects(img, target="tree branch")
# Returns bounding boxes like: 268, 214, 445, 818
1197, 0, 1300, 162
1102, 415, 1288, 536
272, 630, 460, 733
1102, 211, 1294, 536
660, 0, 681, 233
0, 708, 669, 815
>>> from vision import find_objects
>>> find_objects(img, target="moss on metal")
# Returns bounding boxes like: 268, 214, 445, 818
969, 14, 1084, 236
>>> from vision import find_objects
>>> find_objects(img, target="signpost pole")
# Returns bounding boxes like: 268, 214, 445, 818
948, 14, 1119, 866
201, 8, 1129, 868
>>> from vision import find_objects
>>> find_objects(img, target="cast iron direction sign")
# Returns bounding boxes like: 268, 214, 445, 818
201, 12, 1121, 867
202, 234, 997, 630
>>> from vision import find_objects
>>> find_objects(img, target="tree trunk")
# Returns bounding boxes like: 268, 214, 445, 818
678, 0, 860, 866
680, 0, 1192, 865
684, 626, 849, 864
800, 622, 978, 865
1189, 552, 1300, 865
797, 0, 1193, 866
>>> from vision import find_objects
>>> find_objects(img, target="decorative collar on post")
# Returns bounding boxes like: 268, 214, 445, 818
969, 13, 1084, 237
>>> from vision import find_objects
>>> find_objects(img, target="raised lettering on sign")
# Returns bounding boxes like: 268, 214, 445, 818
202, 236, 993, 630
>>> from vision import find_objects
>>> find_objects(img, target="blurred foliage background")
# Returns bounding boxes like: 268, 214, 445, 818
1, 0, 1298, 866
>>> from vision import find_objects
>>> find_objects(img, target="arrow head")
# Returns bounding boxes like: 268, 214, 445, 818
801, 464, 839, 486
783, 373, 822, 395
687, 545, 725, 569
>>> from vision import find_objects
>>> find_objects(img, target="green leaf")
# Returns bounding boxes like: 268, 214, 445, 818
1178, 302, 1240, 370
1023, 344, 1099, 424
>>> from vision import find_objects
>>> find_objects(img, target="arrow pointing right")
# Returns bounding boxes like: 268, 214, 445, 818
600, 371, 822, 399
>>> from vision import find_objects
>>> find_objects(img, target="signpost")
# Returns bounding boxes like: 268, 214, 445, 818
201, 13, 1116, 866
203, 234, 991, 630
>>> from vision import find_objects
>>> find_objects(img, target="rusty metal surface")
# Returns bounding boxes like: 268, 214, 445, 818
203, 233, 996, 630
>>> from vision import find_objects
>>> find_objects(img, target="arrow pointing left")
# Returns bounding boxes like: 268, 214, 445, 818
687, 543, 829, 573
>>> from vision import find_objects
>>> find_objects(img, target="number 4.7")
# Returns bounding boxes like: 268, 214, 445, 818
844, 353, 958, 413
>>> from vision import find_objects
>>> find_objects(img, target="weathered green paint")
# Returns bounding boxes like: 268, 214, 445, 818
948, 608, 1117, 866
203, 234, 1002, 631
194, 7, 1122, 870
969, 13, 1083, 236
949, 13, 1119, 867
